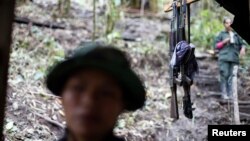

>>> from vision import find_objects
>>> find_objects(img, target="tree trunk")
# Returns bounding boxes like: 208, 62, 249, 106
128, 0, 158, 12
130, 0, 141, 8
150, 0, 158, 12
105, 0, 119, 35
58, 0, 71, 17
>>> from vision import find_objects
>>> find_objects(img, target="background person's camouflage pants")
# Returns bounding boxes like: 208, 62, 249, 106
219, 61, 238, 99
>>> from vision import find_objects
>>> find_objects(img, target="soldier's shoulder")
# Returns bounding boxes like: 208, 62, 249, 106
216, 31, 226, 37
220, 31, 227, 35
234, 33, 243, 40
234, 32, 245, 41
215, 31, 224, 40
233, 31, 240, 36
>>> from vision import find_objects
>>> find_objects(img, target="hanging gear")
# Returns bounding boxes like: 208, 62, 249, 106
169, 0, 198, 119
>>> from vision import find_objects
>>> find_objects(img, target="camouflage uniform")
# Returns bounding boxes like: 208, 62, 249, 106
215, 31, 246, 99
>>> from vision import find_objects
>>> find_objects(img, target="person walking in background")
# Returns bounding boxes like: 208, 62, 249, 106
45, 42, 146, 141
215, 17, 247, 100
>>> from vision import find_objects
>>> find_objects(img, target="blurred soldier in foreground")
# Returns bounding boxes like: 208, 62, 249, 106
215, 17, 247, 100
46, 42, 146, 141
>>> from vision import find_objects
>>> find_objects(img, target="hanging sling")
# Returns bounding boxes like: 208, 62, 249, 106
169, 0, 198, 120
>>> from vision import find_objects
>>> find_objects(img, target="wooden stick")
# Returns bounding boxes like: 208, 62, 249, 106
232, 65, 240, 124
240, 112, 250, 118
92, 0, 96, 41
29, 90, 60, 98
164, 0, 200, 12
34, 112, 65, 129
219, 100, 250, 105
14, 16, 89, 31
140, 0, 146, 16
239, 105, 250, 109
0, 0, 16, 139
201, 91, 221, 98
14, 16, 65, 29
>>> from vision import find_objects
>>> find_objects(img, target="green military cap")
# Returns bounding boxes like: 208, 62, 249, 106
46, 42, 146, 111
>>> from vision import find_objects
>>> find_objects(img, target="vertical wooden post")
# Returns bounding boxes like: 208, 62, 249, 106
58, 0, 71, 17
92, 0, 96, 41
0, 0, 16, 140
140, 0, 146, 16
150, 0, 158, 13
248, 0, 250, 24
232, 65, 240, 124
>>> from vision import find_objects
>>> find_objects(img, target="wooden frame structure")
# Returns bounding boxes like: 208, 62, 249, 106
164, 0, 200, 12
0, 0, 16, 140
164, 0, 250, 44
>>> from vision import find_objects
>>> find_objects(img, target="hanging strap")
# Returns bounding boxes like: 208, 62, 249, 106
170, 1, 178, 48
187, 3, 191, 43
179, 0, 182, 41
181, 0, 187, 29
179, 0, 189, 41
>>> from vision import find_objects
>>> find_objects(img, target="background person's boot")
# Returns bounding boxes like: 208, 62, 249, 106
227, 82, 232, 100
221, 83, 229, 100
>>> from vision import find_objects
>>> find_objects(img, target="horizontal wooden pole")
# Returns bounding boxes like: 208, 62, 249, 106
164, 0, 200, 12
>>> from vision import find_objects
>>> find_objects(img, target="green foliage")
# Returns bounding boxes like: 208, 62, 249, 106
43, 37, 57, 49
240, 50, 250, 70
54, 0, 71, 18
106, 0, 121, 43
191, 9, 224, 50
10, 28, 65, 82
114, 0, 122, 6
107, 31, 121, 43
158, 0, 171, 11
5, 119, 18, 133
16, 0, 30, 6
17, 39, 30, 49
44, 37, 65, 65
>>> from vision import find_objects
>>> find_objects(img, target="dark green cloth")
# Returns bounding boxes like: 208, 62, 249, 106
214, 31, 245, 97
215, 31, 245, 64
218, 61, 238, 96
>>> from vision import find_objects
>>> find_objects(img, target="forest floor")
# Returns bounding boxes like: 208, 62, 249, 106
4, 0, 250, 141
